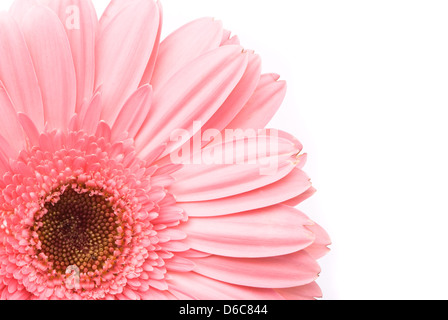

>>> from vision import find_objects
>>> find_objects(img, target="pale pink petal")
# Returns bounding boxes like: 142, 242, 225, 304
221, 29, 232, 45
176, 249, 211, 259
0, 84, 26, 153
80, 92, 102, 135
150, 17, 223, 90
220, 29, 240, 46
227, 73, 287, 130
222, 35, 240, 46
164, 256, 195, 272
168, 272, 284, 300
179, 168, 312, 217
111, 85, 152, 141
179, 205, 315, 258
169, 130, 302, 201
0, 134, 16, 161
17, 113, 40, 147
95, 121, 111, 141
9, 0, 37, 23
46, 0, 98, 113
305, 223, 332, 260
140, 0, 163, 86
158, 52, 261, 163
95, 0, 160, 124
0, 139, 12, 175
276, 282, 323, 300
191, 53, 262, 147
0, 13, 44, 131
20, 5, 76, 130
135, 45, 248, 161
283, 186, 317, 207
191, 251, 321, 288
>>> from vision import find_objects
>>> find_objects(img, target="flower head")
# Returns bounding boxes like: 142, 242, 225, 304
0, 0, 330, 300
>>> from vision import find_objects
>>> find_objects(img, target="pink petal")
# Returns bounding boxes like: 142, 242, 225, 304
0, 84, 26, 153
46, 0, 98, 113
283, 186, 317, 207
0, 134, 16, 162
17, 113, 40, 147
9, 0, 37, 23
150, 17, 224, 90
191, 53, 262, 147
305, 223, 332, 260
80, 92, 102, 135
164, 256, 195, 272
20, 5, 76, 130
168, 272, 284, 300
0, 143, 11, 176
179, 205, 315, 258
276, 282, 323, 300
95, 0, 160, 124
191, 251, 321, 288
0, 13, 44, 131
139, 0, 163, 86
135, 45, 249, 161
169, 130, 302, 201
221, 29, 232, 45
221, 35, 241, 46
227, 73, 287, 130
179, 168, 312, 217
111, 85, 152, 141
220, 29, 240, 46
122, 287, 139, 300
95, 121, 111, 142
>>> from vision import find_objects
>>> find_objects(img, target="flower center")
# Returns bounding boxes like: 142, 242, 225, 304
34, 187, 120, 275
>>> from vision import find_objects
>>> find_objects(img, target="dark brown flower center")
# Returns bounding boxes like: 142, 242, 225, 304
35, 187, 120, 275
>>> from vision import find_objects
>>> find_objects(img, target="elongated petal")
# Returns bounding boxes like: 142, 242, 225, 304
179, 205, 315, 258
164, 256, 195, 272
227, 73, 287, 130
140, 0, 163, 86
0, 84, 26, 153
95, 0, 160, 124
0, 148, 10, 176
46, 0, 98, 113
191, 251, 321, 288
135, 45, 248, 161
192, 53, 261, 146
0, 134, 16, 162
80, 92, 102, 135
0, 13, 44, 131
21, 5, 76, 130
17, 113, 40, 147
168, 272, 284, 300
179, 168, 312, 217
111, 85, 152, 141
150, 17, 224, 90
9, 0, 37, 23
305, 223, 332, 260
283, 186, 316, 207
169, 130, 302, 201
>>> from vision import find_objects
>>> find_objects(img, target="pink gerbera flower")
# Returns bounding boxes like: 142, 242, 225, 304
0, 0, 330, 300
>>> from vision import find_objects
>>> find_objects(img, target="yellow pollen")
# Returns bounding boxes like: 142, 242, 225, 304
34, 187, 120, 275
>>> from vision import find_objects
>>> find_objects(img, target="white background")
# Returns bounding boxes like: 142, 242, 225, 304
2, 0, 448, 300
